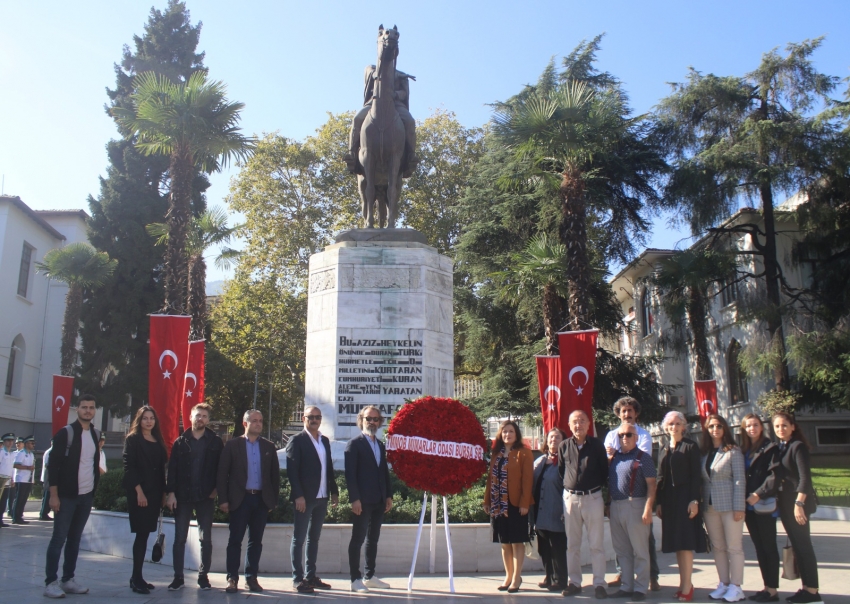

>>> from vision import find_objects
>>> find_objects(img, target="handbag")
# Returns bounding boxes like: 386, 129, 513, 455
151, 510, 166, 562
753, 496, 777, 515
782, 538, 798, 580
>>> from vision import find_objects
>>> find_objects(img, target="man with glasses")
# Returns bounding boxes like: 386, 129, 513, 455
345, 406, 393, 593
607, 422, 657, 601
603, 397, 660, 592
286, 406, 339, 594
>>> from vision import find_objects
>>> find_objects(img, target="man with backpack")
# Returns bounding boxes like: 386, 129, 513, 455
43, 394, 101, 599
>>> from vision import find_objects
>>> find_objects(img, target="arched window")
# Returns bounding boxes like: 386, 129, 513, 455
727, 339, 748, 405
641, 288, 654, 337
4, 334, 25, 397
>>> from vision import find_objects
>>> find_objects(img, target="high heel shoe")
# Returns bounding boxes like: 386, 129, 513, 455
508, 579, 522, 593
678, 586, 694, 602
130, 579, 150, 595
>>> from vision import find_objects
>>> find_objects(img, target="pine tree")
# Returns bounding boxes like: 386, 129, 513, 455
78, 1, 207, 417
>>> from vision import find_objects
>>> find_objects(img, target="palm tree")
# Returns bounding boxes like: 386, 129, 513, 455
647, 249, 738, 380
113, 70, 255, 315
491, 234, 569, 355
493, 78, 663, 328
37, 243, 117, 375
147, 207, 241, 339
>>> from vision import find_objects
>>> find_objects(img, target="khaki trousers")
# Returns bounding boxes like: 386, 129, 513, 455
703, 505, 745, 586
563, 489, 606, 588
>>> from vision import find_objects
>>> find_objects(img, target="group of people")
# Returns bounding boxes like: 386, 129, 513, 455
38, 396, 395, 598
0, 432, 37, 525
485, 397, 823, 604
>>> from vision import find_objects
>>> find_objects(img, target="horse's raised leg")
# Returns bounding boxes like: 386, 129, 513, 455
361, 151, 376, 229
386, 158, 403, 229
358, 175, 371, 227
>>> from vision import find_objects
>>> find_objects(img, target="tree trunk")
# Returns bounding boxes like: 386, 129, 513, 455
60, 284, 83, 376
188, 254, 207, 340
542, 283, 562, 355
559, 168, 590, 328
164, 144, 193, 315
232, 407, 245, 437
688, 286, 713, 381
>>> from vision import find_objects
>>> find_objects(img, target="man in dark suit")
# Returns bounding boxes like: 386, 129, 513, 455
345, 405, 393, 593
286, 406, 339, 593
217, 410, 280, 594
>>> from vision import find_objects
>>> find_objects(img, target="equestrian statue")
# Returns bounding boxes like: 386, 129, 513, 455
344, 25, 418, 229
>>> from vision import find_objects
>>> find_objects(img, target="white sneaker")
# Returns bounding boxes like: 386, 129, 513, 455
723, 585, 746, 602
363, 577, 390, 589
60, 579, 89, 594
350, 579, 369, 593
709, 583, 729, 600
44, 581, 66, 598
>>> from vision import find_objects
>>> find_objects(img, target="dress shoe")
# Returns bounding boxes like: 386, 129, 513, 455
246, 577, 263, 592
608, 575, 623, 588
539, 579, 552, 589
611, 590, 634, 598
294, 580, 314, 593
563, 584, 582, 596
650, 578, 661, 592
225, 579, 238, 593
308, 576, 332, 590
596, 585, 609, 599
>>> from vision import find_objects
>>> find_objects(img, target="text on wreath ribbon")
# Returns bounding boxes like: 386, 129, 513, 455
386, 434, 484, 460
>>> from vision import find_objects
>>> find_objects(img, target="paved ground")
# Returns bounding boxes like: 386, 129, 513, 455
1, 506, 848, 603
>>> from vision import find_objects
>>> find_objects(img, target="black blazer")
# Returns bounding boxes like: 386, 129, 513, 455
122, 433, 167, 500
166, 427, 224, 502
47, 421, 101, 498
344, 433, 393, 506
747, 440, 781, 499
285, 430, 339, 503
216, 435, 280, 512
774, 440, 816, 513
656, 437, 702, 504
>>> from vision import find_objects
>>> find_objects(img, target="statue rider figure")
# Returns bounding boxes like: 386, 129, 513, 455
345, 64, 418, 178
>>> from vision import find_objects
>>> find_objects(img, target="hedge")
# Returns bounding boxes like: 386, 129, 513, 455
92, 468, 490, 524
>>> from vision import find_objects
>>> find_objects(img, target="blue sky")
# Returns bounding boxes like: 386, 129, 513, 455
1, 1, 848, 281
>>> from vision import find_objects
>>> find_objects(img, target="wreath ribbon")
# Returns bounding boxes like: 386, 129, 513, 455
386, 434, 484, 460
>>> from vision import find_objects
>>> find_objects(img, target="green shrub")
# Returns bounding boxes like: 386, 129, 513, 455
93, 468, 125, 511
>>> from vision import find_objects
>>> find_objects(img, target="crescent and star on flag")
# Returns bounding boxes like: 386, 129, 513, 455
567, 365, 589, 395
54, 395, 65, 413
184, 372, 197, 397
159, 349, 179, 379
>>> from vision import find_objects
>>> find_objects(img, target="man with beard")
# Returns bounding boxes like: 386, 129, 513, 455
165, 403, 224, 591
345, 406, 393, 593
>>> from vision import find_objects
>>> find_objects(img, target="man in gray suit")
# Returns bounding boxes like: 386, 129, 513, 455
217, 410, 280, 594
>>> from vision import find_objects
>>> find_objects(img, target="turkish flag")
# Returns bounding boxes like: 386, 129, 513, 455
149, 314, 191, 449
536, 356, 569, 435
181, 340, 206, 431
558, 329, 599, 437
694, 379, 718, 425
52, 375, 74, 435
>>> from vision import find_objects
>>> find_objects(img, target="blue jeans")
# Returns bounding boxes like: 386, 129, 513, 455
348, 502, 384, 581
45, 491, 94, 585
291, 498, 328, 582
225, 493, 268, 581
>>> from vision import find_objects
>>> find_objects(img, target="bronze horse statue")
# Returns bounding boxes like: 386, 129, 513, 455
357, 25, 407, 228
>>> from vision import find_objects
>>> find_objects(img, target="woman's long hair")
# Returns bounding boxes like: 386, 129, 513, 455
739, 413, 767, 454
128, 405, 168, 456
771, 410, 811, 450
492, 420, 525, 453
700, 413, 737, 454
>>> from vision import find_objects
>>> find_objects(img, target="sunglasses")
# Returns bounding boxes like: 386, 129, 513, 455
707, 424, 724, 430
365, 417, 382, 423
305, 415, 322, 421
618, 433, 636, 439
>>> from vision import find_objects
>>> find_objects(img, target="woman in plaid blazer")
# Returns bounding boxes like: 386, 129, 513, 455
700, 414, 746, 603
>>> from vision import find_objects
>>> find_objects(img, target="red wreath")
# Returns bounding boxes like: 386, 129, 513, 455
387, 396, 487, 495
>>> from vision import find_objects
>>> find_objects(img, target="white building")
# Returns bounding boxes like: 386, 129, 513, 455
0, 195, 90, 448
606, 199, 850, 454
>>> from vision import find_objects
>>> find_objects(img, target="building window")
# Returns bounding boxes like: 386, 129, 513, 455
816, 427, 850, 446
4, 335, 25, 397
720, 274, 738, 307
641, 288, 653, 337
727, 339, 748, 405
17, 242, 35, 298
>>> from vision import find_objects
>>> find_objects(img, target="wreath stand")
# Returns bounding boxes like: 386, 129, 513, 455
407, 493, 455, 593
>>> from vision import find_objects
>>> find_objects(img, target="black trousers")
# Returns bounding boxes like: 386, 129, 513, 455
745, 510, 779, 589
41, 481, 51, 518
778, 497, 818, 589
13, 482, 32, 522
537, 529, 567, 587
348, 502, 384, 581
0, 483, 10, 520
173, 498, 215, 579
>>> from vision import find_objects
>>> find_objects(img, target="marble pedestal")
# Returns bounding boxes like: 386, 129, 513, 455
304, 233, 454, 464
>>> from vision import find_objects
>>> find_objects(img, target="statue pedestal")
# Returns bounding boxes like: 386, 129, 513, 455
304, 232, 454, 465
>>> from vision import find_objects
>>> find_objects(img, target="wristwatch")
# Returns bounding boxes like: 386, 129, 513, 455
794, 501, 805, 508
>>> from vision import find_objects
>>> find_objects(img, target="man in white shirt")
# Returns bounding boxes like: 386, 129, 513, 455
0, 432, 16, 527
40, 445, 53, 520
12, 435, 36, 524
285, 406, 339, 593
603, 397, 659, 592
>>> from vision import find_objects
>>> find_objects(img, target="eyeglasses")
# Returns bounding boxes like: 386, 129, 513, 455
707, 424, 724, 430
365, 417, 382, 423
618, 433, 636, 439
305, 415, 322, 421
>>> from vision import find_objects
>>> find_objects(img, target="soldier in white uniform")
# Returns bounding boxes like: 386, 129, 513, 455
12, 435, 36, 524
0, 432, 16, 527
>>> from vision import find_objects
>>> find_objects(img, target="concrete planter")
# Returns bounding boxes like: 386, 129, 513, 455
80, 510, 619, 575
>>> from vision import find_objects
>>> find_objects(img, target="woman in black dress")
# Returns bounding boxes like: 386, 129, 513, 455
123, 406, 168, 595
656, 411, 706, 602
